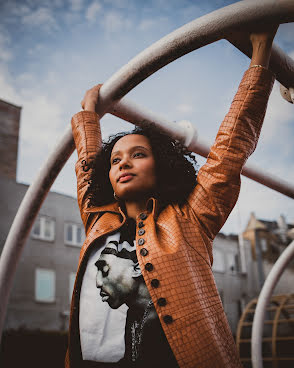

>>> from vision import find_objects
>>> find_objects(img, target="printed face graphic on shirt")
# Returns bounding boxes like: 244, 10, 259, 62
95, 251, 139, 309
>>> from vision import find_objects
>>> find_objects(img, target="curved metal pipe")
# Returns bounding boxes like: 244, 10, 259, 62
0, 0, 294, 345
96, 0, 294, 116
110, 98, 294, 198
251, 240, 294, 368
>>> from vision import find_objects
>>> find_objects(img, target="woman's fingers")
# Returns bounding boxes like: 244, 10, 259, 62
249, 24, 279, 46
80, 84, 103, 112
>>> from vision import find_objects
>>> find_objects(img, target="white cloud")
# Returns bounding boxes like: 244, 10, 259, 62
27, 43, 46, 56
138, 17, 169, 32
104, 0, 131, 9
85, 1, 102, 23
0, 32, 13, 62
260, 82, 293, 157
138, 19, 156, 31
21, 7, 58, 32
221, 175, 294, 235
0, 65, 20, 105
69, 0, 85, 12
176, 103, 194, 114
0, 64, 65, 170
102, 11, 132, 33
7, 3, 31, 17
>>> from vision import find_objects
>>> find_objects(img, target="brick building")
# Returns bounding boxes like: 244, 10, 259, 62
0, 99, 21, 180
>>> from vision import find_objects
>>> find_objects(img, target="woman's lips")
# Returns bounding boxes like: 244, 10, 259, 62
118, 174, 134, 183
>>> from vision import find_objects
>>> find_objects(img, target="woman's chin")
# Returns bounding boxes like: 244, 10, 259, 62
117, 189, 152, 202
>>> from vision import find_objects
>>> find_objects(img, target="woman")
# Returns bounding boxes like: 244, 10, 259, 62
66, 27, 277, 368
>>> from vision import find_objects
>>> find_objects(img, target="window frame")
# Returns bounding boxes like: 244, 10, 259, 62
31, 216, 55, 242
227, 252, 238, 274
64, 223, 85, 247
69, 272, 76, 303
212, 248, 226, 273
35, 268, 56, 303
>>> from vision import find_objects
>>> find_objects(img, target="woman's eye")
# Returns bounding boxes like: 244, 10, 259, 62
111, 157, 120, 164
133, 152, 145, 158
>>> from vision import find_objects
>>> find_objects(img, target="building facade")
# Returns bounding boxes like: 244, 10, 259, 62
0, 99, 21, 180
0, 178, 84, 332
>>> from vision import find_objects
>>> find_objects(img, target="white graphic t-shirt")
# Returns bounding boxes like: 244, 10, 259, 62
79, 219, 178, 367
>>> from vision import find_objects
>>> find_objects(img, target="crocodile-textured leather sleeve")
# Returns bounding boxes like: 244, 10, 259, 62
71, 111, 101, 231
187, 66, 274, 240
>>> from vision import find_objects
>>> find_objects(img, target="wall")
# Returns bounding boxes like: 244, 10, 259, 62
0, 100, 21, 180
0, 177, 82, 331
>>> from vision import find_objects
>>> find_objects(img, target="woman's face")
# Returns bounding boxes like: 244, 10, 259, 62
109, 134, 156, 201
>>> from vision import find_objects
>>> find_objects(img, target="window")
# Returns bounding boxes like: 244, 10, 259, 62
69, 272, 76, 303
32, 216, 55, 241
212, 249, 225, 272
64, 223, 85, 246
35, 268, 55, 303
260, 238, 267, 252
227, 252, 237, 274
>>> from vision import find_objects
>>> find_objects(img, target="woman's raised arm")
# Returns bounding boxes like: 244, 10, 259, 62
71, 84, 103, 231
185, 27, 278, 240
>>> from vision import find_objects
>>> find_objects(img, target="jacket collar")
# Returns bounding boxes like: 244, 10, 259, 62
84, 197, 160, 219
84, 201, 120, 214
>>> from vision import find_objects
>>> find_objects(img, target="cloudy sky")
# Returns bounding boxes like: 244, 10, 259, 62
0, 0, 293, 234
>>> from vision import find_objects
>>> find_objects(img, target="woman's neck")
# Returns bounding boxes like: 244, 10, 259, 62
124, 199, 148, 220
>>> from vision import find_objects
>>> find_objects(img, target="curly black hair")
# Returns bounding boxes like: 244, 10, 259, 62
88, 124, 198, 208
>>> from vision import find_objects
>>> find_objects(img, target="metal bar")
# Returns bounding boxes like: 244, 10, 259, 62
242, 357, 294, 362
96, 0, 294, 116
111, 99, 294, 198
244, 336, 294, 342
242, 318, 294, 326
1, 0, 294, 345
248, 304, 294, 312
252, 241, 294, 368
272, 295, 289, 368
236, 298, 257, 354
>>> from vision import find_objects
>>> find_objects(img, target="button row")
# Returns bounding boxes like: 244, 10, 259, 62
163, 315, 173, 324
138, 212, 173, 325
139, 213, 147, 220
140, 248, 148, 257
145, 262, 153, 271
151, 279, 159, 288
157, 297, 166, 307
138, 238, 145, 246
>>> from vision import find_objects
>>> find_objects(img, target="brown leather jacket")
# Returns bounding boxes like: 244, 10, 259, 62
66, 67, 274, 368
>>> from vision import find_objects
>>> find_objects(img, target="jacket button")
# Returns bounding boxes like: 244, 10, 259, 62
139, 213, 147, 220
145, 263, 153, 271
138, 238, 145, 246
157, 298, 167, 307
140, 248, 148, 257
151, 279, 160, 288
138, 221, 144, 228
163, 315, 173, 324
138, 229, 145, 236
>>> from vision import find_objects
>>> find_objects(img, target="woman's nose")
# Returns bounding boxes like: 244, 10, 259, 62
96, 271, 103, 288
119, 156, 132, 170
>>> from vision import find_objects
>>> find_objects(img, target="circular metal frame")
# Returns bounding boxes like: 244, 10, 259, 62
237, 293, 294, 367
252, 241, 294, 368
